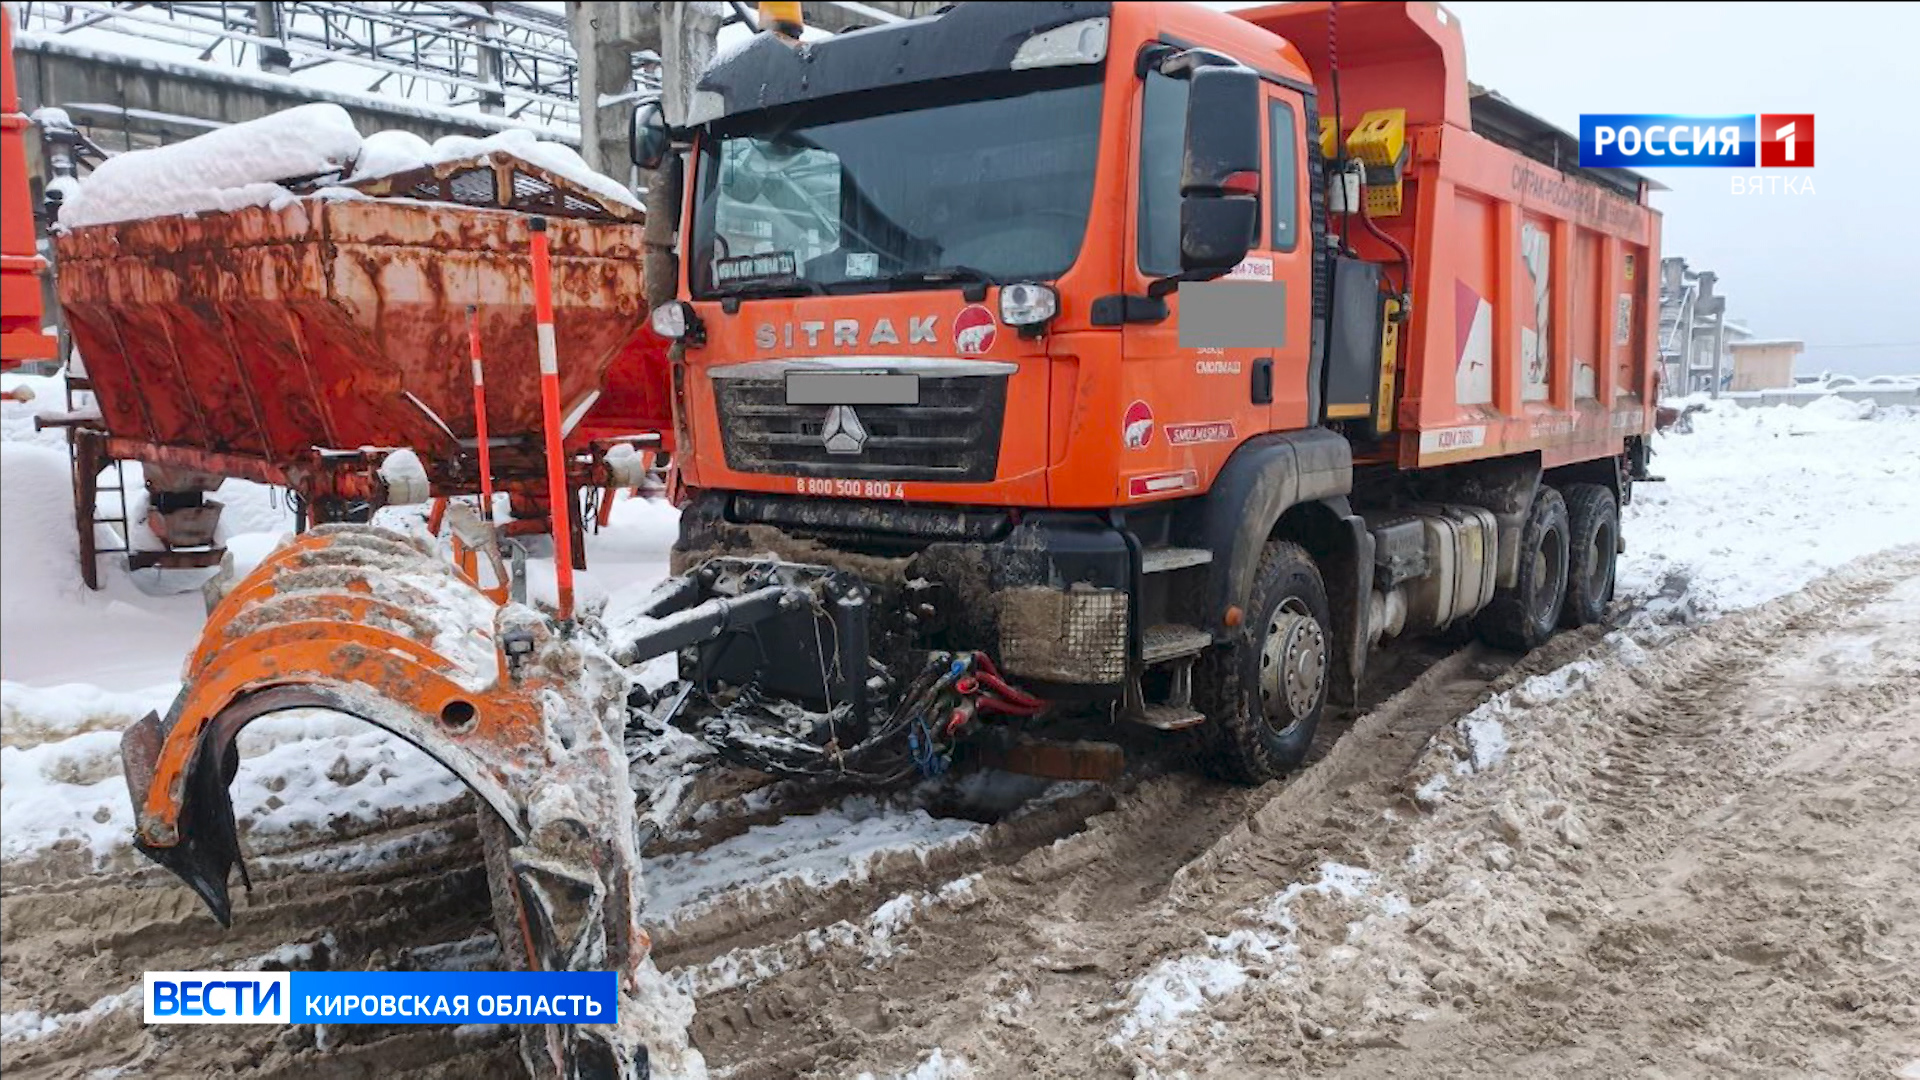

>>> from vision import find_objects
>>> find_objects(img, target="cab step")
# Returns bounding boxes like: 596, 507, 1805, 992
1140, 623, 1213, 664
1127, 703, 1206, 731
1140, 546, 1213, 574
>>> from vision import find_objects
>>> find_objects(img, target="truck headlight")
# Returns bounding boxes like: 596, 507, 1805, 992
999, 283, 1058, 329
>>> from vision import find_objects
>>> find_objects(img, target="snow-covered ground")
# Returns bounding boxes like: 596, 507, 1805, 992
0, 368, 675, 874
5, 379, 1918, 878
6, 369, 1920, 1077
1085, 395, 1920, 1075
1620, 395, 1920, 617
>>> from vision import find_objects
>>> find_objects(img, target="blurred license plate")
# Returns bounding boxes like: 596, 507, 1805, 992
784, 372, 919, 406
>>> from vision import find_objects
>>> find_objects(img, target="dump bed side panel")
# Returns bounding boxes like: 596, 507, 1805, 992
1238, 1, 1658, 472
1395, 129, 1658, 469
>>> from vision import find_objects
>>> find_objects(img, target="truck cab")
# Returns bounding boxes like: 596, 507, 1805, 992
639, 1, 1657, 782
656, 2, 1316, 510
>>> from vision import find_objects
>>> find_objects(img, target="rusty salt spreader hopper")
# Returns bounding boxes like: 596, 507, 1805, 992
48, 151, 674, 586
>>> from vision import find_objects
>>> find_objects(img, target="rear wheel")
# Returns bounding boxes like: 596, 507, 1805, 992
1196, 541, 1331, 784
1474, 485, 1570, 652
1560, 483, 1618, 627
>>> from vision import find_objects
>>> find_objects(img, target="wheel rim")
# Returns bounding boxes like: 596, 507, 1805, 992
1257, 597, 1327, 736
1535, 525, 1567, 623
1587, 522, 1614, 597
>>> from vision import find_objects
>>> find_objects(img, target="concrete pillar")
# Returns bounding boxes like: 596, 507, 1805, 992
255, 2, 291, 75
565, 2, 660, 180
657, 3, 721, 127
477, 5, 506, 116
1695, 274, 1724, 398
643, 4, 721, 308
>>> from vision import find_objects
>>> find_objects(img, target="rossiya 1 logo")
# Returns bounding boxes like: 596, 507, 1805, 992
1579, 113, 1814, 195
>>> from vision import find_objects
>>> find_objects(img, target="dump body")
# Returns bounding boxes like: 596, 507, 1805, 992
56, 198, 663, 497
1240, 1, 1659, 470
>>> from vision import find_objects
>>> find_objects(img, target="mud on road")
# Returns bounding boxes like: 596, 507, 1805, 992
4, 549, 1918, 1079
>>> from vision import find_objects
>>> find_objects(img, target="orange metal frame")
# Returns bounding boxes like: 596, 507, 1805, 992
134, 530, 546, 848
1, 4, 58, 368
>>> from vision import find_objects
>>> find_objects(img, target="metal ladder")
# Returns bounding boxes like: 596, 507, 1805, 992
63, 371, 131, 591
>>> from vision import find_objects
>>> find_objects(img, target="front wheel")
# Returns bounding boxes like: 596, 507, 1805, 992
1196, 541, 1332, 784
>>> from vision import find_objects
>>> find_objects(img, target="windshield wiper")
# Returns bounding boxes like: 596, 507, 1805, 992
885, 264, 998, 289
711, 274, 825, 299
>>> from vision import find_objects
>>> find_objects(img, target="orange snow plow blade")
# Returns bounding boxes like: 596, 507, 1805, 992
120, 524, 662, 1078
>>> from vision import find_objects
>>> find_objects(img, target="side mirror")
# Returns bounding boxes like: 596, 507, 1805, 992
1177, 64, 1261, 275
630, 101, 670, 170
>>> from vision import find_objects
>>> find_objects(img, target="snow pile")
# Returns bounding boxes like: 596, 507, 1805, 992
1, 705, 469, 867
56, 103, 639, 230
349, 129, 437, 184
0, 988, 138, 1045
1413, 658, 1604, 806
349, 127, 644, 213
0, 371, 71, 449
56, 103, 361, 228
0, 680, 180, 747
1620, 397, 1920, 619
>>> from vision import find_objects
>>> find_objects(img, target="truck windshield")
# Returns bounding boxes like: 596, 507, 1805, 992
689, 69, 1103, 298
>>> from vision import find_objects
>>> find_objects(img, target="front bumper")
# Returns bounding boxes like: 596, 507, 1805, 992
672, 491, 1136, 689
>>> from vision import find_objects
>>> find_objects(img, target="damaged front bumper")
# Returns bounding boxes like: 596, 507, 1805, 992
671, 490, 1144, 691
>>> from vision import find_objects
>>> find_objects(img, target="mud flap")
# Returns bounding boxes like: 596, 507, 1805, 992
1325, 510, 1375, 709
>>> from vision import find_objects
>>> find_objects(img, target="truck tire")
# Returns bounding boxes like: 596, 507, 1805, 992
1196, 540, 1331, 784
1560, 483, 1618, 628
1474, 486, 1570, 652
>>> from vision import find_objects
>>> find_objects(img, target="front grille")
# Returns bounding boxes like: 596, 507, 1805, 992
714, 374, 1008, 482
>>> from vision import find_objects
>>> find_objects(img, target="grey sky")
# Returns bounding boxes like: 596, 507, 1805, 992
1216, 1, 1920, 376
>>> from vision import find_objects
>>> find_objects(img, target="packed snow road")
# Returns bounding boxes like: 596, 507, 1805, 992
4, 386, 1920, 1078
759, 546, 1920, 1079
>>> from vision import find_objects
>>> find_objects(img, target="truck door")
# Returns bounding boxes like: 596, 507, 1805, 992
1258, 84, 1314, 432
1120, 69, 1315, 503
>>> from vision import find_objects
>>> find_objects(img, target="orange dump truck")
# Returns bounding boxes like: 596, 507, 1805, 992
121, 6, 1661, 1070
637, 0, 1659, 780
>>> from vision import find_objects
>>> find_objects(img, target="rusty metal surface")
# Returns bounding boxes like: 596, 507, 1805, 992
345, 154, 643, 224
56, 198, 661, 496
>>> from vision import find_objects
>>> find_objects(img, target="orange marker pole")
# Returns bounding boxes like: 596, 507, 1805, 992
466, 304, 497, 524
528, 218, 574, 623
